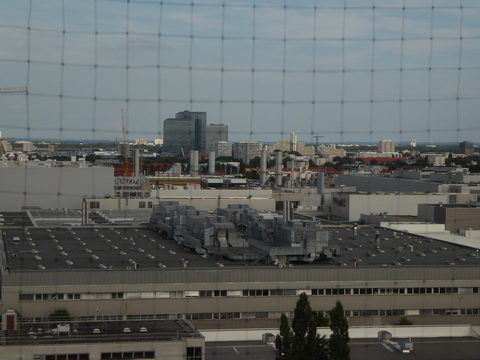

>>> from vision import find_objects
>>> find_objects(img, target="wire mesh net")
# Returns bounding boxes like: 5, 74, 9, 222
1, 1, 480, 359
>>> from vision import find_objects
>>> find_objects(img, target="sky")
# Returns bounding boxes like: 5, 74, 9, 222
0, 0, 479, 144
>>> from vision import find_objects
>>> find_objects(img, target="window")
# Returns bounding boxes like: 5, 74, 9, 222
90, 202, 100, 209
186, 347, 202, 360
112, 292, 124, 299
101, 352, 154, 359
19, 294, 34, 301
44, 355, 89, 360
169, 291, 183, 298
139, 202, 146, 209
243, 289, 269, 296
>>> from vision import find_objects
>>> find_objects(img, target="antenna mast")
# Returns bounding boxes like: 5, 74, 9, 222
121, 109, 129, 176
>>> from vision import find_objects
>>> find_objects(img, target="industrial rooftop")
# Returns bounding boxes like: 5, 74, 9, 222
4, 318, 202, 346
2, 219, 480, 271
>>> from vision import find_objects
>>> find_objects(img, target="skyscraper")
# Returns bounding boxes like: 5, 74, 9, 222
206, 124, 228, 152
459, 141, 474, 156
163, 111, 207, 155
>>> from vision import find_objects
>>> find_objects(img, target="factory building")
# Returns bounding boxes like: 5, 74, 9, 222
0, 165, 113, 212
1, 220, 480, 329
0, 312, 204, 360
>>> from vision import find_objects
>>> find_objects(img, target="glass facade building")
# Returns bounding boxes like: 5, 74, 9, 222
163, 111, 207, 155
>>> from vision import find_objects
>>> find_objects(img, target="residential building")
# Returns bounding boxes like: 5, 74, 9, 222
377, 140, 395, 154
213, 141, 232, 157
233, 141, 262, 163
317, 145, 346, 157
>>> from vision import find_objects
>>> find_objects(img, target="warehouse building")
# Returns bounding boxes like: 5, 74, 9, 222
1, 222, 480, 329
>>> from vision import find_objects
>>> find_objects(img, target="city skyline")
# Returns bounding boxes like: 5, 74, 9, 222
1, 1, 480, 144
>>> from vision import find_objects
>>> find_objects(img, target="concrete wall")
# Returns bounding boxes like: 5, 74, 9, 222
201, 325, 475, 342
335, 175, 445, 194
445, 207, 480, 232
1, 338, 204, 360
0, 167, 114, 212
381, 222, 446, 233
418, 204, 480, 232
87, 189, 275, 212
418, 204, 436, 223
332, 193, 450, 221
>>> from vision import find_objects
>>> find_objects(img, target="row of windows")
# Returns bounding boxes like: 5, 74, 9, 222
37, 355, 89, 360
19, 287, 480, 301
22, 308, 480, 324
100, 352, 154, 360
166, 308, 480, 320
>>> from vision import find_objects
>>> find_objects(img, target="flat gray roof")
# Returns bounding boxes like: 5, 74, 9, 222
5, 319, 202, 346
2, 224, 480, 272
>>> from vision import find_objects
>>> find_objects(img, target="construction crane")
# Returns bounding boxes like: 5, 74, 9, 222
313, 135, 325, 152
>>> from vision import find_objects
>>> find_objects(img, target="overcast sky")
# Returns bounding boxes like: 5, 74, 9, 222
1, 0, 479, 144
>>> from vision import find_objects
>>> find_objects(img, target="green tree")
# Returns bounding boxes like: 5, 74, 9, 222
315, 312, 330, 327
48, 308, 73, 323
398, 316, 414, 325
275, 293, 327, 360
329, 301, 350, 360
275, 313, 293, 360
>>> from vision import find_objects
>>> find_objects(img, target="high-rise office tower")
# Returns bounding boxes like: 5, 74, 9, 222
206, 124, 228, 152
459, 141, 474, 156
163, 111, 207, 155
